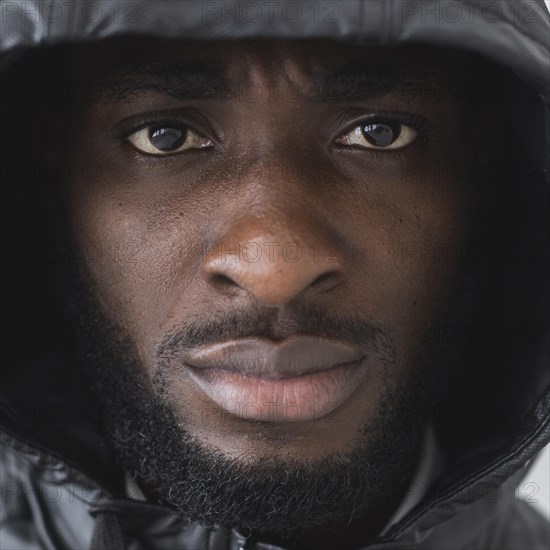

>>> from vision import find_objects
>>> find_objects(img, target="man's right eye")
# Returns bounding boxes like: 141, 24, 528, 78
127, 124, 214, 156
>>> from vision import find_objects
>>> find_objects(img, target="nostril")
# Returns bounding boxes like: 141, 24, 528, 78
211, 273, 237, 287
203, 270, 243, 297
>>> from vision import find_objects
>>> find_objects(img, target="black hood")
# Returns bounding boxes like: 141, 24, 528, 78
0, 1, 549, 548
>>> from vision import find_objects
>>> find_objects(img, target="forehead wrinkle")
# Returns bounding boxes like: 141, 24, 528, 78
224, 42, 315, 94
70, 40, 466, 105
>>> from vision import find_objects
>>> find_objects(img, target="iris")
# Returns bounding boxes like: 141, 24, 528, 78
149, 126, 187, 151
362, 122, 401, 148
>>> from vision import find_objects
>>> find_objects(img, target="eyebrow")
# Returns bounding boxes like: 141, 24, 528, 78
313, 59, 441, 102
89, 58, 439, 104
89, 59, 227, 101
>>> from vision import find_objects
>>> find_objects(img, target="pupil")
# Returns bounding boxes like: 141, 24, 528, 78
362, 122, 400, 147
149, 126, 187, 151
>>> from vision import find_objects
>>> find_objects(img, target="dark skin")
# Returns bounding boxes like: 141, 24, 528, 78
56, 39, 485, 547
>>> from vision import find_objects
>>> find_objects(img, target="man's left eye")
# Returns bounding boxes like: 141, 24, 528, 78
127, 124, 214, 156
335, 120, 419, 151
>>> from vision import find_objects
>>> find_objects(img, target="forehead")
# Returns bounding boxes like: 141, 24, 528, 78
64, 37, 467, 92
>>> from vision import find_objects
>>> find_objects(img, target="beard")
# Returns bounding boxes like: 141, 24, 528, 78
55, 219, 484, 547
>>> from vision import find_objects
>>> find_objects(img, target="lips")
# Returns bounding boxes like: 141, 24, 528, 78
183, 337, 367, 422
182, 337, 365, 379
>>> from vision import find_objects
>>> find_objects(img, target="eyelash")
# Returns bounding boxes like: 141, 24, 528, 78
114, 111, 432, 158
365, 112, 431, 134
114, 116, 193, 141
332, 112, 433, 163
337, 112, 431, 141
113, 113, 215, 160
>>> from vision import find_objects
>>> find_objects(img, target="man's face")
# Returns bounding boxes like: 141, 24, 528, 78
57, 39, 482, 540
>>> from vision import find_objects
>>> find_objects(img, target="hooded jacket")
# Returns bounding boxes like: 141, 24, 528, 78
0, 1, 549, 549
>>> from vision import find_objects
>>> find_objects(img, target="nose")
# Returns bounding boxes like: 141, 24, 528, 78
201, 217, 347, 307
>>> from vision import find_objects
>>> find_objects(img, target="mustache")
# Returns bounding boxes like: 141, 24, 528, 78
156, 303, 395, 360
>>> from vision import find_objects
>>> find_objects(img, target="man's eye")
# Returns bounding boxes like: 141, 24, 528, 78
127, 124, 214, 156
335, 120, 419, 151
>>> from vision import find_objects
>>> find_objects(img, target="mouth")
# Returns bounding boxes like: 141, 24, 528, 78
183, 337, 367, 422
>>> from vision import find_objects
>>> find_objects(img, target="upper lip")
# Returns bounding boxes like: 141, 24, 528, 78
183, 337, 365, 379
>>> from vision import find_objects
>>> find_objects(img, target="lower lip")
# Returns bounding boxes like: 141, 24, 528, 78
187, 359, 366, 423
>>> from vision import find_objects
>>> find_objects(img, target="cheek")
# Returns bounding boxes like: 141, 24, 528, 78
395, 193, 474, 358
65, 180, 201, 369
346, 163, 475, 358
